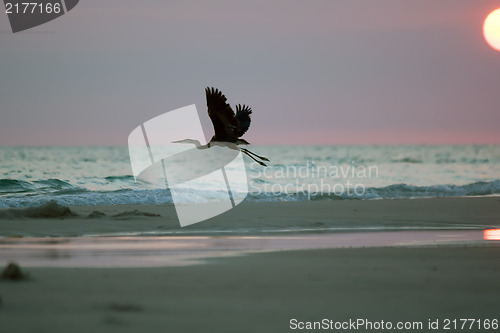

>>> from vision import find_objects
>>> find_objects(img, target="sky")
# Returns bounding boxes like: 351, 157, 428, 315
1, 0, 500, 146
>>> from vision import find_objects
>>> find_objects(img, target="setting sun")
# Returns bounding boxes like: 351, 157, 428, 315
484, 8, 500, 51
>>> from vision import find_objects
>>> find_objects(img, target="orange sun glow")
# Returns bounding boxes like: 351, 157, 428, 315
484, 8, 500, 51
484, 229, 500, 241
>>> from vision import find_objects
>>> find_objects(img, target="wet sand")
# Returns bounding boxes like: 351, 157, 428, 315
1, 197, 499, 332
0, 197, 499, 237
0, 230, 491, 267
1, 245, 500, 333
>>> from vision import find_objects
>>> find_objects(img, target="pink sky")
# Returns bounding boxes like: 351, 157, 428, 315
1, 0, 499, 146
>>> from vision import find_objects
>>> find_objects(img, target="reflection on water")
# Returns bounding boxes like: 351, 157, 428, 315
484, 229, 500, 240
0, 230, 495, 268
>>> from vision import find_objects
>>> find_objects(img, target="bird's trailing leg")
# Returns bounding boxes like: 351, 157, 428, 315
241, 149, 267, 166
240, 148, 270, 162
240, 148, 267, 166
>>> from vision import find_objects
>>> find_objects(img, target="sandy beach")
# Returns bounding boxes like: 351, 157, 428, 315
0, 197, 499, 332
1, 245, 499, 332
0, 197, 499, 237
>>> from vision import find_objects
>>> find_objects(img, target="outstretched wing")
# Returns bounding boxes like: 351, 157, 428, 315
235, 104, 252, 137
205, 87, 239, 141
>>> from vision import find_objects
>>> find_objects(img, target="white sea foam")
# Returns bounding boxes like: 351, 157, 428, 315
0, 145, 499, 207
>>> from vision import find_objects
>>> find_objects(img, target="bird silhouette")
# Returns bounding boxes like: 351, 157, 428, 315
174, 87, 269, 166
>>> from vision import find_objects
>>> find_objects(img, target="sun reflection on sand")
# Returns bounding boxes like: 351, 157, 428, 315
484, 229, 500, 240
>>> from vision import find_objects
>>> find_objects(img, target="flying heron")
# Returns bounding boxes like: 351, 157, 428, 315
174, 87, 269, 166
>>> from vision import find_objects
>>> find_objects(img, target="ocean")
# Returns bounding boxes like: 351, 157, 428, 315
0, 145, 499, 208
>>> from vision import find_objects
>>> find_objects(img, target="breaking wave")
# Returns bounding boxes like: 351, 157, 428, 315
0, 179, 499, 208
